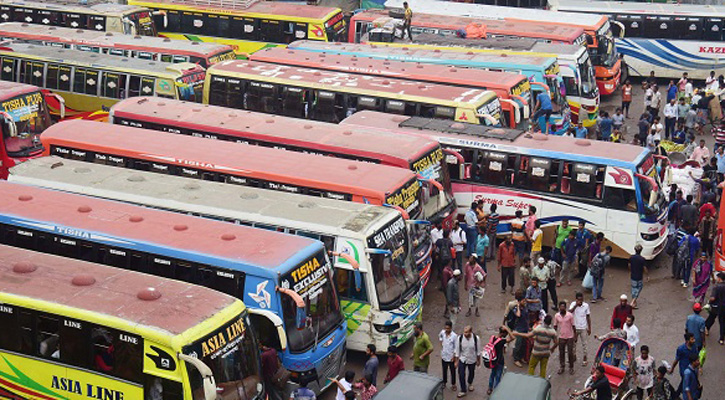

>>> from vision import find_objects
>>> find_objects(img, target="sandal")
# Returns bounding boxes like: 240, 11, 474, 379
557, 368, 564, 375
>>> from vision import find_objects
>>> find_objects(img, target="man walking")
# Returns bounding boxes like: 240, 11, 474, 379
530, 220, 544, 264
486, 204, 499, 260
685, 303, 706, 351
629, 245, 648, 309
569, 293, 591, 365
487, 326, 514, 395
526, 277, 543, 325
664, 98, 678, 139
553, 301, 576, 375
531, 257, 551, 312
401, 2, 413, 40
560, 230, 577, 286
590, 246, 613, 303
575, 221, 593, 278
624, 315, 640, 350
513, 314, 558, 378
363, 344, 379, 387
682, 355, 702, 400
446, 270, 462, 328
611, 294, 634, 329
451, 221, 467, 271
669, 333, 699, 399
706, 271, 725, 344
632, 345, 655, 400
464, 255, 486, 317
509, 295, 529, 368
454, 326, 480, 398
439, 321, 458, 392
498, 235, 516, 294
412, 322, 433, 373
383, 346, 404, 384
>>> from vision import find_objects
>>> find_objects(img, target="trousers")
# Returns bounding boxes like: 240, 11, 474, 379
501, 267, 516, 290
528, 354, 549, 378
574, 328, 589, 361
558, 338, 575, 368
488, 363, 504, 391
442, 360, 456, 386
458, 362, 476, 392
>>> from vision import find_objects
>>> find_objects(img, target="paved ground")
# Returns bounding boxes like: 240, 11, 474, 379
319, 80, 725, 400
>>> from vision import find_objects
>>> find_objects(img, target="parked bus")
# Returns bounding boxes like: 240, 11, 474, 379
286, 41, 568, 134
10, 156, 426, 352
357, 33, 598, 128
0, 180, 346, 395
552, 0, 725, 80
128, 0, 345, 56
384, 0, 623, 95
0, 22, 236, 68
0, 81, 62, 178
41, 120, 427, 222
204, 59, 504, 126
342, 111, 669, 260
109, 96, 456, 227
349, 9, 587, 46
249, 46, 531, 130
0, 43, 206, 119
0, 244, 263, 400
0, 0, 157, 36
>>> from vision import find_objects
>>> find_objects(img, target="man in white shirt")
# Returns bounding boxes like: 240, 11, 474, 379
623, 315, 640, 350
451, 221, 467, 271
651, 116, 664, 142
663, 98, 678, 140
431, 223, 443, 245
569, 292, 591, 365
706, 70, 716, 90
335, 371, 354, 400
454, 325, 480, 397
439, 321, 459, 391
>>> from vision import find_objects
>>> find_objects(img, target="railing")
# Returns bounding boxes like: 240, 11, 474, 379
141, 0, 261, 10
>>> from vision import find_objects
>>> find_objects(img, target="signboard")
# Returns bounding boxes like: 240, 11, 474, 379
0, 92, 43, 122
280, 252, 331, 301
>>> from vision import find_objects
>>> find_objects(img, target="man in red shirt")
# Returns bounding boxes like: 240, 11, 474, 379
611, 294, 634, 329
383, 345, 405, 384
498, 235, 517, 295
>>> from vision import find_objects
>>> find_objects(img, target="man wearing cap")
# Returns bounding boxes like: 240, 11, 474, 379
685, 303, 706, 351
611, 295, 634, 329
447, 269, 462, 328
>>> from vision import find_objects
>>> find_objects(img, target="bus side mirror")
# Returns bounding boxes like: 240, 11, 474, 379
248, 309, 288, 351
178, 353, 217, 400
122, 18, 136, 35
330, 251, 361, 292
277, 287, 307, 330
0, 111, 17, 138
152, 10, 168, 28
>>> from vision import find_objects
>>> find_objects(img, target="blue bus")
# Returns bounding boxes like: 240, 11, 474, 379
288, 40, 571, 135
0, 180, 346, 396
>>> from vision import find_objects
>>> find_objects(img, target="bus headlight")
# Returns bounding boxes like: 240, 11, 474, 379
374, 322, 400, 333
641, 232, 660, 241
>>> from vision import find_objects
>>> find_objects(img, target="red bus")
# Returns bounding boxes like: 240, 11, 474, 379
249, 46, 532, 130
41, 120, 425, 221
348, 9, 588, 46
717, 199, 725, 272
0, 81, 62, 179
109, 96, 456, 227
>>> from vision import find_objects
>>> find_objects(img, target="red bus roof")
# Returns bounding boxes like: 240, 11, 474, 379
210, 60, 494, 104
0, 80, 41, 100
110, 97, 439, 166
0, 22, 234, 58
342, 111, 647, 164
249, 47, 528, 96
0, 244, 237, 335
351, 10, 586, 42
0, 180, 318, 270
41, 120, 417, 201
138, 0, 340, 20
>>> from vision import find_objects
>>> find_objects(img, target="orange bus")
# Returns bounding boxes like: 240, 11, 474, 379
0, 22, 236, 68
249, 46, 532, 130
109, 96, 456, 227
41, 119, 426, 221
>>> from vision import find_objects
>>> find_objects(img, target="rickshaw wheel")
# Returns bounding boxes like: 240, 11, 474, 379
616, 388, 637, 400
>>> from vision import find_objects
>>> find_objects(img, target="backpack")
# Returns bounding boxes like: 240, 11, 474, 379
481, 335, 503, 369
665, 232, 679, 256
676, 236, 690, 263
589, 253, 604, 276
438, 239, 453, 265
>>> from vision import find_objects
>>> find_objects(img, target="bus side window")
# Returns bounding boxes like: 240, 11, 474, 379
280, 87, 309, 118
129, 75, 143, 97
527, 157, 550, 192
246, 82, 278, 114
357, 96, 382, 112
37, 315, 60, 359
103, 72, 120, 98
312, 90, 343, 123
91, 326, 143, 383
29, 61, 44, 86
1, 57, 16, 81
704, 18, 724, 41
180, 12, 205, 35
385, 100, 406, 115
569, 163, 597, 199
46, 63, 60, 89
89, 15, 104, 31
146, 377, 183, 400
294, 22, 308, 40
236, 17, 259, 41
73, 67, 86, 93
19, 310, 34, 355
148, 256, 175, 279
335, 269, 368, 302
18, 60, 30, 84
58, 65, 71, 92
60, 317, 88, 367
260, 19, 283, 43
204, 13, 218, 37
603, 187, 637, 212
480, 152, 507, 186
675, 17, 702, 40
0, 305, 20, 352
0, 6, 11, 23
516, 156, 529, 187
282, 21, 295, 43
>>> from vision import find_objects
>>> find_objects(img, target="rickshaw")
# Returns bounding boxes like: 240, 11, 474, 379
489, 372, 551, 400
570, 337, 636, 400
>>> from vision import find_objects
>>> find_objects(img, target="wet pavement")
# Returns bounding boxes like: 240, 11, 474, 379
320, 81, 725, 400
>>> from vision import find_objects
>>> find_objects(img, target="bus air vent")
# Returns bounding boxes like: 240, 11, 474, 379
71, 275, 96, 286
137, 288, 161, 301
13, 262, 37, 274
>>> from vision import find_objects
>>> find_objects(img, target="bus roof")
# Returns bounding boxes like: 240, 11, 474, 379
0, 43, 201, 77
402, 33, 584, 58
384, 0, 608, 29
210, 59, 499, 105
0, 244, 240, 336
342, 111, 648, 167
110, 97, 439, 164
131, 0, 341, 20
354, 9, 586, 42
10, 156, 399, 238
249, 47, 528, 92
41, 120, 418, 201
0, 0, 150, 16
288, 41, 557, 71
0, 22, 234, 57
552, 0, 725, 17
0, 179, 322, 274
0, 80, 40, 99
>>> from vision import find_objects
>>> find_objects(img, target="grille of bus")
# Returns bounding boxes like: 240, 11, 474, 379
319, 342, 345, 383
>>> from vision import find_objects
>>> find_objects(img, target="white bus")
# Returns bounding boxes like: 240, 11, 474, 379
343, 111, 669, 260
9, 156, 426, 353
552, 0, 725, 80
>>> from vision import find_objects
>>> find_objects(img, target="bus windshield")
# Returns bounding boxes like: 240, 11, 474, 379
385, 177, 423, 220
412, 147, 454, 222
598, 36, 618, 68
637, 156, 666, 219
280, 251, 342, 353
184, 313, 263, 399
2, 91, 51, 157
128, 10, 157, 36
324, 11, 346, 42
177, 71, 206, 102
579, 54, 598, 98
367, 217, 419, 311
478, 97, 502, 126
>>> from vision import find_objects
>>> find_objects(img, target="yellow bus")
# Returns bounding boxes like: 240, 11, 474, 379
205, 60, 503, 125
0, 244, 263, 400
128, 0, 345, 56
0, 43, 206, 119
0, 0, 157, 36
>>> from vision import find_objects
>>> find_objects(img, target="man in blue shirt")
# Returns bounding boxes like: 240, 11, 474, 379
575, 122, 588, 139
669, 333, 699, 399
715, 146, 725, 175
672, 123, 687, 144
531, 92, 553, 134
464, 202, 479, 257
598, 112, 613, 141
682, 355, 701, 400
575, 221, 593, 278
685, 303, 706, 351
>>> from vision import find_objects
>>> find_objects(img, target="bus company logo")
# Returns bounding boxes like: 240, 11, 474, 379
248, 280, 271, 309
699, 46, 725, 54
146, 345, 176, 371
310, 25, 325, 38
55, 226, 91, 239
608, 167, 632, 186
